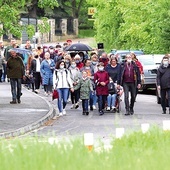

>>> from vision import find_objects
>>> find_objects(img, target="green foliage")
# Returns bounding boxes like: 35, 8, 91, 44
26, 25, 35, 39
0, 0, 58, 38
37, 17, 50, 34
87, 0, 170, 54
38, 0, 58, 9
78, 29, 95, 38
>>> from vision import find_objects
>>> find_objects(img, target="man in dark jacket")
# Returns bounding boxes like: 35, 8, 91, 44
157, 55, 170, 114
7, 50, 25, 104
117, 54, 141, 115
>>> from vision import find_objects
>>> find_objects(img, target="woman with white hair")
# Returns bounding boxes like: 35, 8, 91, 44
74, 54, 84, 70
40, 52, 55, 96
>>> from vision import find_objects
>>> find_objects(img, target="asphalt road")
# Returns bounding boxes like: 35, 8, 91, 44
28, 90, 170, 145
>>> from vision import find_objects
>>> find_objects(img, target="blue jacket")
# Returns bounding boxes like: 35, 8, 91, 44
40, 59, 55, 85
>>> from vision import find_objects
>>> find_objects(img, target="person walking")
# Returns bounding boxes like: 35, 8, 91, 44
30, 53, 42, 93
80, 59, 95, 111
0, 51, 5, 82
74, 70, 93, 115
6, 49, 25, 104
130, 52, 144, 100
4, 39, 17, 82
105, 57, 121, 83
94, 62, 109, 115
90, 53, 99, 110
53, 60, 74, 117
117, 54, 141, 115
40, 52, 55, 96
68, 60, 81, 109
157, 55, 170, 114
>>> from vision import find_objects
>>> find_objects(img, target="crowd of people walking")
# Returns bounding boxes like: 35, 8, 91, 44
0, 38, 169, 117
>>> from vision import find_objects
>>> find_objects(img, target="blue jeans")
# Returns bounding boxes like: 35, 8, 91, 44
90, 91, 97, 106
82, 99, 89, 112
107, 94, 117, 108
10, 78, 22, 100
57, 88, 69, 112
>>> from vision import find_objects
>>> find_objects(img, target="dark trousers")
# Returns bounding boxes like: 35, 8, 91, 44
97, 95, 107, 111
0, 69, 2, 82
82, 99, 89, 112
2, 63, 6, 81
161, 88, 170, 111
33, 72, 41, 89
71, 88, 80, 104
123, 82, 136, 111
10, 78, 22, 101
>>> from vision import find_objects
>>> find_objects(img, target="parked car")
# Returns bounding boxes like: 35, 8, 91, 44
111, 50, 144, 63
137, 55, 163, 91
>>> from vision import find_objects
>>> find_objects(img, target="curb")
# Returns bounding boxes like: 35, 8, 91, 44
0, 92, 55, 138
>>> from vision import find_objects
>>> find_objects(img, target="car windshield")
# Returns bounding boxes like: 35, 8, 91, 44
138, 56, 155, 65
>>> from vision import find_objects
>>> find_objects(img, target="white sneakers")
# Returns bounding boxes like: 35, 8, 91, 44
93, 105, 96, 110
106, 106, 111, 111
59, 112, 63, 116
62, 109, 66, 115
71, 104, 75, 109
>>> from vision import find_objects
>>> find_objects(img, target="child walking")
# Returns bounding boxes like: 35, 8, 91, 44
74, 71, 93, 115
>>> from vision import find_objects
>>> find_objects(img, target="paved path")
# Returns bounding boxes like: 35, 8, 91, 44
0, 82, 54, 138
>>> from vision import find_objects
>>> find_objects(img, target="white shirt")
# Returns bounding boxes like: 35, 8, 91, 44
35, 58, 40, 72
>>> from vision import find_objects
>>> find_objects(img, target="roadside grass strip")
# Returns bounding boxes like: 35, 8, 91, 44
1, 126, 170, 170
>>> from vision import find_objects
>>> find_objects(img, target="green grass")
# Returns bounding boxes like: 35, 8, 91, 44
78, 29, 95, 38
1, 127, 170, 170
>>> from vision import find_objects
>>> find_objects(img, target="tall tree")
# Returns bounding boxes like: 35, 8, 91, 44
0, 0, 58, 38
57, 0, 85, 18
87, 0, 170, 54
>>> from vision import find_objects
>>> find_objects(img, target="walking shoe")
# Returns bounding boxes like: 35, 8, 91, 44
99, 110, 104, 116
162, 110, 166, 114
17, 98, 21, 104
75, 103, 79, 109
125, 110, 130, 116
93, 105, 96, 110
90, 106, 93, 111
71, 104, 75, 109
82, 111, 86, 115
59, 112, 63, 116
62, 109, 66, 115
86, 112, 89, 115
106, 106, 111, 111
34, 89, 39, 94
10, 100, 17, 104
44, 92, 48, 96
130, 108, 134, 115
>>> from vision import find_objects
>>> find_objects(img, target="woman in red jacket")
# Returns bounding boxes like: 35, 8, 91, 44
94, 62, 109, 115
